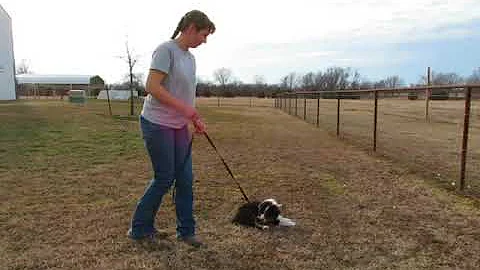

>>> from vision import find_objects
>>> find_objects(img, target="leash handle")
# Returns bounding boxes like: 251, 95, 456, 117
203, 132, 250, 202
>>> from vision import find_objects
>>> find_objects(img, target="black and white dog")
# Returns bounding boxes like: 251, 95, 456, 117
232, 198, 295, 230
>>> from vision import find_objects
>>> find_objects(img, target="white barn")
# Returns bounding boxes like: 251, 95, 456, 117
97, 89, 138, 100
0, 4, 16, 100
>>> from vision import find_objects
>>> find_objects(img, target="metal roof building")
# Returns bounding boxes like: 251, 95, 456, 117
0, 4, 16, 100
16, 74, 105, 98
16, 74, 96, 85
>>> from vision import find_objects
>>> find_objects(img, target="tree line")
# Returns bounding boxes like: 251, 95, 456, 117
196, 67, 480, 98
15, 57, 480, 99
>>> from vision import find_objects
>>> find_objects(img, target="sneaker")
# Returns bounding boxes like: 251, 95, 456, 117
127, 228, 156, 242
128, 228, 174, 251
178, 235, 205, 248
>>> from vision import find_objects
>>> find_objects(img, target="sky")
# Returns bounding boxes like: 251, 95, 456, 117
2, 0, 480, 85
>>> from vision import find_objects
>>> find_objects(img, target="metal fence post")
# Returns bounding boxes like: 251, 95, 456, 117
316, 94, 320, 127
286, 96, 288, 113
295, 95, 298, 116
304, 96, 307, 121
374, 91, 378, 152
336, 97, 340, 137
459, 87, 472, 191
425, 67, 432, 121
288, 94, 292, 115
288, 94, 292, 114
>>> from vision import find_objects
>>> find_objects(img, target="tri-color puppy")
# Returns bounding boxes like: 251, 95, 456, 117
232, 198, 282, 230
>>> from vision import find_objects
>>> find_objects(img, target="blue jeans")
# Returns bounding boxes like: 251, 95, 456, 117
130, 116, 195, 239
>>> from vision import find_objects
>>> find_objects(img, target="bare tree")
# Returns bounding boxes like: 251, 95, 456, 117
213, 67, 233, 87
384, 75, 404, 88
372, 75, 404, 96
373, 80, 386, 88
420, 72, 464, 85
314, 71, 327, 90
321, 67, 350, 91
301, 72, 315, 91
231, 77, 243, 86
436, 73, 464, 85
280, 72, 297, 90
349, 71, 361, 89
417, 71, 463, 100
468, 67, 480, 83
253, 75, 266, 86
16, 59, 32, 75
280, 76, 288, 89
374, 76, 402, 89
122, 72, 145, 95
119, 40, 139, 116
213, 67, 233, 105
359, 79, 373, 90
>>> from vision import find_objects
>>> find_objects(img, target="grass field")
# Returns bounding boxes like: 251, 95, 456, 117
1, 98, 480, 269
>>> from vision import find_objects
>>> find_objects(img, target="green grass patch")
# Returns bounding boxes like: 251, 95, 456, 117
320, 175, 345, 195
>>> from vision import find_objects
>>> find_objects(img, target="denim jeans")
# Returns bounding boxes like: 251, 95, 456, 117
130, 116, 195, 239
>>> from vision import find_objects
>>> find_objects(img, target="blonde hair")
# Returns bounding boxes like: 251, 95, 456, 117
171, 10, 216, 39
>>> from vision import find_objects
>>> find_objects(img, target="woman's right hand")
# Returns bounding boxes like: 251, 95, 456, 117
184, 106, 200, 122
193, 118, 206, 134
184, 106, 206, 133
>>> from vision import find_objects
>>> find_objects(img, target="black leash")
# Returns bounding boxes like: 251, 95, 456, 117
204, 132, 250, 203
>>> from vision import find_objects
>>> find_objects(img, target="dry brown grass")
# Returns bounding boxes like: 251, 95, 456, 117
1, 99, 480, 269
196, 97, 274, 108
284, 98, 480, 194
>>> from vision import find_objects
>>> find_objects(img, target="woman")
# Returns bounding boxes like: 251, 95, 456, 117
128, 10, 215, 248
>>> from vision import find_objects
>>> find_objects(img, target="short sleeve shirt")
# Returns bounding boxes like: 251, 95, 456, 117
141, 40, 196, 128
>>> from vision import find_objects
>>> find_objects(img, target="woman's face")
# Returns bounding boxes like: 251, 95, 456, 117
185, 24, 211, 48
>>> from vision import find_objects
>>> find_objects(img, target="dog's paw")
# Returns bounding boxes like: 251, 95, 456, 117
261, 225, 269, 230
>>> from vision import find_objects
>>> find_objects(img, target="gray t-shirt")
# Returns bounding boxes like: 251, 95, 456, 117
141, 40, 196, 128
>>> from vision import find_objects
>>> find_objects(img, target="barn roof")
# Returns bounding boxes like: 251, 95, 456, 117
16, 74, 98, 85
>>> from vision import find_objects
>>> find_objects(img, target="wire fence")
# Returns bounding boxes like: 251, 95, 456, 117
196, 97, 274, 108
276, 85, 480, 195
17, 87, 480, 195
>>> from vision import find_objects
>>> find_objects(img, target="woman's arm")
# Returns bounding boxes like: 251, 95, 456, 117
146, 69, 199, 121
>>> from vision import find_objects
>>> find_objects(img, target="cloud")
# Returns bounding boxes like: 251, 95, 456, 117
3, 0, 480, 84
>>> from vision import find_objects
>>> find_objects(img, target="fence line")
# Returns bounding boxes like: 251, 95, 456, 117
275, 84, 480, 192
